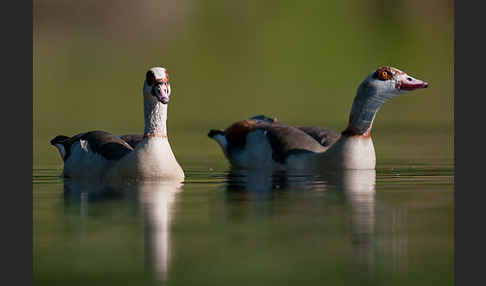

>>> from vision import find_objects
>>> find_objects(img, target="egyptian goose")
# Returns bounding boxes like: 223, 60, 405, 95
51, 67, 184, 181
208, 66, 428, 170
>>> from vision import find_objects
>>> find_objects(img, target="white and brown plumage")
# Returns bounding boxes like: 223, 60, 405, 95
208, 66, 429, 170
51, 67, 184, 182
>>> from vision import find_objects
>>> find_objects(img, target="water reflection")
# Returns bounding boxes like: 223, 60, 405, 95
223, 168, 376, 271
338, 170, 376, 272
138, 181, 181, 281
62, 180, 182, 282
58, 168, 419, 281
223, 169, 329, 201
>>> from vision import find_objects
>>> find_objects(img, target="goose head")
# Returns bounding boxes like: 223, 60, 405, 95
346, 67, 429, 136
143, 67, 172, 104
359, 66, 428, 101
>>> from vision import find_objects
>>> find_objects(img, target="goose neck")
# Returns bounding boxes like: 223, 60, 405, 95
343, 84, 387, 137
144, 99, 168, 137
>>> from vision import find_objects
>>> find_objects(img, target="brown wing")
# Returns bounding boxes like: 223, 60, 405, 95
224, 119, 262, 149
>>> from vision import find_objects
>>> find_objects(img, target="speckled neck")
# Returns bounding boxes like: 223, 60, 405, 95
144, 98, 168, 137
343, 83, 388, 136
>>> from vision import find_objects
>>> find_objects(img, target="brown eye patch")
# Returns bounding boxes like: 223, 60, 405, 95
372, 67, 394, 81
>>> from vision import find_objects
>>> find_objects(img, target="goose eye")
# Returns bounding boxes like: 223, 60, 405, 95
380, 71, 388, 80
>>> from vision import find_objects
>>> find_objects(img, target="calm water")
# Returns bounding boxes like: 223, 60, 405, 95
34, 1, 453, 284
33, 127, 453, 286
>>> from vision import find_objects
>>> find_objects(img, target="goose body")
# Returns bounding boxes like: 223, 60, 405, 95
51, 67, 184, 181
209, 66, 428, 170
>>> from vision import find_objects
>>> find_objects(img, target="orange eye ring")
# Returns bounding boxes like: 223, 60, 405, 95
380, 71, 388, 80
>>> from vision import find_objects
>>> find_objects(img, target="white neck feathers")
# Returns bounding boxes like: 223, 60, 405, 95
144, 98, 168, 137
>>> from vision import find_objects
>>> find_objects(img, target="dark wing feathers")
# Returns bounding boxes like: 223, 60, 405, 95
50, 135, 70, 145
119, 134, 144, 149
77, 131, 134, 161
296, 126, 340, 147
262, 124, 329, 163
52, 131, 134, 161
247, 114, 340, 150
85, 131, 133, 161
223, 115, 337, 164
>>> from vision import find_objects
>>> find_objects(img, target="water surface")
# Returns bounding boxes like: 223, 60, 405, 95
34, 128, 453, 286
34, 1, 453, 284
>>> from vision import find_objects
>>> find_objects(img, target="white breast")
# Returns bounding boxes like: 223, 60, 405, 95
317, 136, 376, 170
106, 137, 184, 181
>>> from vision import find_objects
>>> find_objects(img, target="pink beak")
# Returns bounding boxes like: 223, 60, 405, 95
152, 82, 170, 104
397, 73, 429, 91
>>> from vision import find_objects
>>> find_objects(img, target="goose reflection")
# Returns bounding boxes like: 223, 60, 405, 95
223, 168, 376, 269
62, 180, 182, 282
337, 170, 376, 270
224, 168, 328, 194
138, 181, 181, 281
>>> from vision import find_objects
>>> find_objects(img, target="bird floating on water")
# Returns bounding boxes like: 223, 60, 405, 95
51, 67, 184, 182
208, 66, 428, 170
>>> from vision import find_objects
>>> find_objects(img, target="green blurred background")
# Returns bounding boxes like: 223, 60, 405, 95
33, 0, 454, 169
34, 2, 454, 285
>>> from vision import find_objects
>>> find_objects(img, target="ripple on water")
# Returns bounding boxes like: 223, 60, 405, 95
33, 167, 64, 185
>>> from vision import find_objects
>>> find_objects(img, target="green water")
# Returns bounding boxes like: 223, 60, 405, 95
34, 0, 453, 284
34, 126, 453, 286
